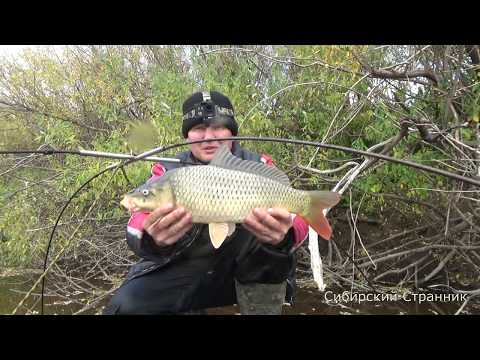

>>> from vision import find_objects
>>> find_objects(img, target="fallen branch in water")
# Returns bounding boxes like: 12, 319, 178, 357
365, 220, 457, 249
358, 244, 480, 269
417, 249, 457, 285
373, 254, 431, 282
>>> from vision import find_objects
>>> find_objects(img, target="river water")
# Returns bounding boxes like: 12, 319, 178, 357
2, 273, 478, 315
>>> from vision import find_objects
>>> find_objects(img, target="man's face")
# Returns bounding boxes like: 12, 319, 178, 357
187, 123, 233, 162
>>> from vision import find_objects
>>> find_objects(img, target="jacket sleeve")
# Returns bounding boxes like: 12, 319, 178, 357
291, 215, 309, 251
235, 226, 297, 284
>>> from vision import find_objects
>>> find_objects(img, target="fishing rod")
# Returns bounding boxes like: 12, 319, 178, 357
0, 149, 186, 164
3, 136, 479, 186
4, 136, 478, 314
187, 137, 480, 187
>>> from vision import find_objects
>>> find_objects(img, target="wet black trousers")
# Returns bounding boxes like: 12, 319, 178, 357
103, 232, 294, 315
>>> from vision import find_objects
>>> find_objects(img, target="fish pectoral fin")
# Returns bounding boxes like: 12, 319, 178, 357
120, 196, 133, 211
209, 223, 233, 249
227, 223, 236, 236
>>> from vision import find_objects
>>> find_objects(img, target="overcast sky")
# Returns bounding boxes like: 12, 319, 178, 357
0, 45, 67, 58
0, 45, 33, 56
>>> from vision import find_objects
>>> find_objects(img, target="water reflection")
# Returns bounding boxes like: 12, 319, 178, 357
207, 287, 472, 315
1, 275, 477, 315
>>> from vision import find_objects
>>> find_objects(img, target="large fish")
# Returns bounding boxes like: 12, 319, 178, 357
120, 144, 340, 249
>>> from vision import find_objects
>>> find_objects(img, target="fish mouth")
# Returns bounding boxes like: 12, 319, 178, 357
120, 197, 139, 212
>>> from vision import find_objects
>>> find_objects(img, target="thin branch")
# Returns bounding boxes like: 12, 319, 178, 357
365, 66, 439, 86
417, 249, 457, 285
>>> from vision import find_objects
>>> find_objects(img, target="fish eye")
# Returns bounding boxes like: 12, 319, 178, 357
142, 189, 149, 196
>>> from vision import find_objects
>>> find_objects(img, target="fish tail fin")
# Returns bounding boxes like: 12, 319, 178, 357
299, 191, 341, 241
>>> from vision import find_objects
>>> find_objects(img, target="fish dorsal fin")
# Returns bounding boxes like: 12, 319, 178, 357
210, 144, 290, 186
209, 223, 236, 249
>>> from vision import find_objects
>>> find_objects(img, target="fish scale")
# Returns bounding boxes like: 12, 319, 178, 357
169, 165, 307, 224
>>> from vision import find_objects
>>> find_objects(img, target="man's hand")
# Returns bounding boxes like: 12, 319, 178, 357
243, 208, 293, 246
143, 203, 193, 247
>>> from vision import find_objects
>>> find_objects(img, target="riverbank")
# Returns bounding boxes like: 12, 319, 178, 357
2, 272, 478, 315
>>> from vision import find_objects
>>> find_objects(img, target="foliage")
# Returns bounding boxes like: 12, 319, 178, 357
1, 45, 479, 314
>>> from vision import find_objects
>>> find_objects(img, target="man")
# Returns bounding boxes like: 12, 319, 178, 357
103, 91, 309, 315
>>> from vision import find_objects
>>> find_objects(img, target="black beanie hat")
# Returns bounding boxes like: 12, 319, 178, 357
181, 91, 238, 138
